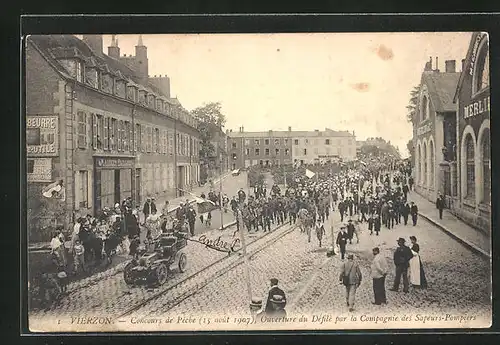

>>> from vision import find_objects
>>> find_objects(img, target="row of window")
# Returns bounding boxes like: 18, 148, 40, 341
71, 59, 196, 128
233, 138, 354, 148
231, 146, 354, 159
76, 111, 198, 157
464, 131, 490, 204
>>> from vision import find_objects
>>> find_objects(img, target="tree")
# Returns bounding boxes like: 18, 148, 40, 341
191, 102, 227, 182
406, 85, 421, 124
407, 139, 415, 164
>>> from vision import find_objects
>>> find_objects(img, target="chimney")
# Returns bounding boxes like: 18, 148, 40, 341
288, 126, 291, 132
424, 56, 432, 71
461, 59, 466, 72
107, 35, 120, 59
82, 35, 103, 56
434, 57, 440, 72
135, 35, 148, 81
445, 60, 456, 73
241, 126, 244, 132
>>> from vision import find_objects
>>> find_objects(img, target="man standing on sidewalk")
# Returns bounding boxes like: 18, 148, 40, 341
390, 238, 413, 293
410, 202, 419, 226
436, 193, 445, 220
371, 247, 388, 305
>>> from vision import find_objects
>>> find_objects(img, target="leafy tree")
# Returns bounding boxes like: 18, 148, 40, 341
407, 139, 415, 164
191, 102, 227, 182
406, 85, 421, 124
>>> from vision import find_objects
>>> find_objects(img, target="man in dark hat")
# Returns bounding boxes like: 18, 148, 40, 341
436, 193, 445, 220
346, 219, 355, 244
264, 278, 287, 316
390, 238, 414, 293
336, 225, 350, 260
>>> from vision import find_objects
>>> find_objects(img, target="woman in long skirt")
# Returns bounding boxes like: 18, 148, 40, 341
409, 236, 428, 289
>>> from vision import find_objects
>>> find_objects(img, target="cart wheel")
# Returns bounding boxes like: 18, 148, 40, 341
123, 262, 135, 286
178, 253, 187, 273
156, 263, 168, 285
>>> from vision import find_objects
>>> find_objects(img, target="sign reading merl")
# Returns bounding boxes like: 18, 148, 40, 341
464, 96, 490, 119
417, 123, 432, 136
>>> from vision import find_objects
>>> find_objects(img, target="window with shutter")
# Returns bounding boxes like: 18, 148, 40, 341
141, 126, 146, 152
92, 114, 97, 150
103, 117, 109, 150
77, 111, 86, 149
135, 124, 140, 152
156, 128, 160, 153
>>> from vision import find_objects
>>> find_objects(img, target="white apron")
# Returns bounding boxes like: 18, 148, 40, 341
409, 249, 421, 286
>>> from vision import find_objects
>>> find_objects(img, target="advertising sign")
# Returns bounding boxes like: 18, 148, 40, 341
27, 158, 52, 182
26, 116, 59, 157
95, 157, 135, 170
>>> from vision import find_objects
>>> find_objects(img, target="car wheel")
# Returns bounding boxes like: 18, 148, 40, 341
123, 262, 135, 286
178, 253, 187, 273
156, 263, 168, 285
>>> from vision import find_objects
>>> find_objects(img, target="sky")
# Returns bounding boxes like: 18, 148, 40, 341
101, 33, 472, 158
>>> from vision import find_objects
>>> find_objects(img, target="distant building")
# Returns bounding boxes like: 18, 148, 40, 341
226, 127, 356, 170
26, 34, 201, 235
412, 56, 461, 204
452, 32, 490, 233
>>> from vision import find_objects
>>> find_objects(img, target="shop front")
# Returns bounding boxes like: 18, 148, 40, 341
93, 156, 135, 213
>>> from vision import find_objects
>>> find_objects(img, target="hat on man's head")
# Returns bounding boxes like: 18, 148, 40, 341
397, 237, 406, 243
250, 297, 263, 309
347, 254, 354, 259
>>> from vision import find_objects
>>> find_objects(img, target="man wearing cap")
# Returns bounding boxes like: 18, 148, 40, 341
390, 238, 414, 293
346, 219, 356, 244
339, 254, 362, 312
336, 225, 349, 260
264, 278, 287, 316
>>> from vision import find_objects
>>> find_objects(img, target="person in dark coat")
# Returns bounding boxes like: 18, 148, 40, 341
402, 184, 409, 200
436, 193, 445, 220
142, 198, 156, 226
402, 202, 410, 225
338, 200, 346, 222
373, 213, 381, 236
347, 219, 355, 244
410, 202, 419, 226
336, 225, 349, 260
186, 206, 197, 237
408, 177, 414, 191
390, 238, 414, 293
264, 278, 287, 316
368, 213, 374, 234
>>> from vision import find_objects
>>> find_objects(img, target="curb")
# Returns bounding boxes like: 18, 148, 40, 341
418, 212, 490, 259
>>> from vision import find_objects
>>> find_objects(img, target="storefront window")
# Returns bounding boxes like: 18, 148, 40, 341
465, 135, 475, 199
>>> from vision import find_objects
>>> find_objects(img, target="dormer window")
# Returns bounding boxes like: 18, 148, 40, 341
156, 99, 162, 111
76, 61, 83, 82
139, 90, 146, 104
149, 94, 155, 108
115, 79, 126, 98
127, 85, 137, 102
85, 67, 99, 88
101, 73, 113, 94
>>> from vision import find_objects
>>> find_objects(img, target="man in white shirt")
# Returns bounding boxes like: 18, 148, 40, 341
370, 247, 389, 305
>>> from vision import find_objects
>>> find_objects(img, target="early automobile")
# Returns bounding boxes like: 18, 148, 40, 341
123, 231, 188, 287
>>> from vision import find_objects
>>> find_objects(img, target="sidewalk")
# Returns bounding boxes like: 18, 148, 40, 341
407, 191, 491, 258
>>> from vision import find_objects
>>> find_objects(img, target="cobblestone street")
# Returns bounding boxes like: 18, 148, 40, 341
135, 202, 491, 330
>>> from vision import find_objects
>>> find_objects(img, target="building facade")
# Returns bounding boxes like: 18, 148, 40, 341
227, 127, 356, 170
26, 34, 201, 233
413, 57, 461, 204
453, 32, 490, 233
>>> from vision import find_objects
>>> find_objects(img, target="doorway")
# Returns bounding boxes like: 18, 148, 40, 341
114, 169, 121, 204
94, 170, 102, 215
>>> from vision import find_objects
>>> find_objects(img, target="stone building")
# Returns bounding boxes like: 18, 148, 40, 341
452, 32, 490, 232
226, 127, 356, 170
413, 56, 461, 204
26, 34, 201, 235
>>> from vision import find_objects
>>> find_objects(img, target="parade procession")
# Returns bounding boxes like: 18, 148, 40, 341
25, 32, 491, 331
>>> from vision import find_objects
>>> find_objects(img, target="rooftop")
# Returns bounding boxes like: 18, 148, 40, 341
421, 71, 461, 112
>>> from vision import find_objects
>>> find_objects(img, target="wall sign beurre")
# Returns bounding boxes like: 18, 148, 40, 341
26, 116, 59, 157
95, 157, 134, 170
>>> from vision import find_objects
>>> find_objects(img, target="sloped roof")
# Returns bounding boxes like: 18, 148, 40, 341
421, 71, 461, 112
28, 35, 172, 101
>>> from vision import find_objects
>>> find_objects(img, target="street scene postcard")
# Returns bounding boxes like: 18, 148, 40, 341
25, 32, 492, 332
